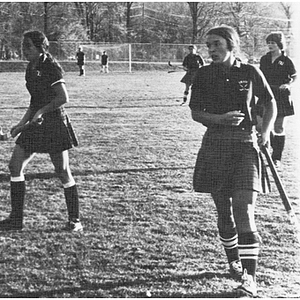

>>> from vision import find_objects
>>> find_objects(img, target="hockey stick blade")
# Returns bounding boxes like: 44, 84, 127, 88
261, 145, 300, 244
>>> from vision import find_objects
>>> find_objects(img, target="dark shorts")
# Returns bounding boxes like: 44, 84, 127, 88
193, 129, 261, 195
16, 111, 78, 154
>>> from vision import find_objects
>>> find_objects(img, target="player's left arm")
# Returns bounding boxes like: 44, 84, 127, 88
32, 82, 69, 122
253, 66, 277, 146
280, 58, 297, 90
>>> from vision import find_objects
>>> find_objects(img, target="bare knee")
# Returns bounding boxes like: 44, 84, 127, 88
55, 167, 72, 183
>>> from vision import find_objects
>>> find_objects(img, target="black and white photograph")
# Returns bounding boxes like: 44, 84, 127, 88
0, 1, 299, 298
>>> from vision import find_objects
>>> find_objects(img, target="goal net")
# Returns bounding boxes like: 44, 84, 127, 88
80, 43, 132, 72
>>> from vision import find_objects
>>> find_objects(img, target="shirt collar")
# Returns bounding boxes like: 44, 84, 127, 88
233, 58, 242, 68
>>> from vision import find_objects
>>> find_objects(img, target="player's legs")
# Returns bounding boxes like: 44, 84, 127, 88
182, 83, 190, 104
211, 191, 240, 267
271, 116, 286, 166
50, 150, 82, 230
232, 190, 260, 296
0, 145, 35, 230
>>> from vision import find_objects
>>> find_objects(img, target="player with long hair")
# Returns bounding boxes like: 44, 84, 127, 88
0, 30, 83, 232
189, 25, 277, 297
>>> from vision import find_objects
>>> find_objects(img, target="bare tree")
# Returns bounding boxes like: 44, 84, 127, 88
187, 2, 216, 43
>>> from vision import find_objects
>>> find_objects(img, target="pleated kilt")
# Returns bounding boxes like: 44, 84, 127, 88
180, 69, 199, 85
16, 110, 78, 154
193, 127, 262, 195
271, 86, 294, 117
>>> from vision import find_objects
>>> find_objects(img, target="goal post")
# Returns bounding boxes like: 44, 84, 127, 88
79, 43, 132, 73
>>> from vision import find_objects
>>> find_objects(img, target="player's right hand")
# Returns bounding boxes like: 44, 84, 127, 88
221, 110, 245, 126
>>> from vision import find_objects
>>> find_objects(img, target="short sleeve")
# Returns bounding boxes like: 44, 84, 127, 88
252, 65, 274, 106
189, 68, 207, 111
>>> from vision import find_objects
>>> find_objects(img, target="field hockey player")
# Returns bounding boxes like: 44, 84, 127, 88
259, 31, 297, 169
180, 44, 205, 105
189, 25, 277, 297
0, 30, 83, 232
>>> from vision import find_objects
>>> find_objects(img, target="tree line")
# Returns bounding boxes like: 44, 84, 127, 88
0, 2, 294, 60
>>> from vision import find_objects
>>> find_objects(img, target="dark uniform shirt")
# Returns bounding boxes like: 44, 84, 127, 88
76, 51, 85, 66
26, 54, 65, 117
101, 54, 108, 65
260, 51, 296, 116
189, 59, 274, 131
182, 53, 204, 70
260, 51, 296, 87
16, 54, 75, 153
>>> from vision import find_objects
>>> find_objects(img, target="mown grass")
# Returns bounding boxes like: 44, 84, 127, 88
0, 70, 299, 297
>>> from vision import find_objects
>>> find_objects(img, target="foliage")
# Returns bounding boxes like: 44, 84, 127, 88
0, 2, 295, 60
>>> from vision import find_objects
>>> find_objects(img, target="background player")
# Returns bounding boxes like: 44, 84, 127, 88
180, 45, 205, 105
260, 31, 297, 169
76, 46, 85, 76
101, 50, 109, 73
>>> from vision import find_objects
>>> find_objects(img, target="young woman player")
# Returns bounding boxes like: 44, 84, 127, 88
180, 45, 205, 104
0, 30, 83, 232
260, 31, 297, 168
189, 25, 277, 297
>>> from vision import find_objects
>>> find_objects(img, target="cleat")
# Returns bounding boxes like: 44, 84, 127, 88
0, 218, 23, 231
229, 260, 243, 280
236, 269, 257, 298
65, 220, 83, 232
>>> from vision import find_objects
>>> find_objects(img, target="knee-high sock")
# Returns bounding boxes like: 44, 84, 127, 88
271, 134, 285, 161
220, 233, 239, 263
64, 184, 80, 221
238, 232, 261, 279
10, 177, 26, 224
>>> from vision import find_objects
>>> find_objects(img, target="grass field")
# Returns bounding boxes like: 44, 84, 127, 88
0, 69, 300, 298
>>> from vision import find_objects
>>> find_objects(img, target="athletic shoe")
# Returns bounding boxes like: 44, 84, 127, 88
236, 269, 257, 298
65, 220, 83, 232
229, 260, 243, 280
0, 218, 23, 231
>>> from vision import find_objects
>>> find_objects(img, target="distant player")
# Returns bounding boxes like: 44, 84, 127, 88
76, 46, 85, 76
260, 31, 297, 169
180, 45, 204, 105
101, 51, 109, 73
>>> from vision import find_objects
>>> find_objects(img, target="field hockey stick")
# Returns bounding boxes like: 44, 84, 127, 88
167, 61, 185, 73
261, 144, 300, 243
0, 118, 44, 140
0, 127, 9, 141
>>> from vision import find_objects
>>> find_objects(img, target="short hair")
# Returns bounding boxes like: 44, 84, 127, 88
188, 45, 196, 49
206, 25, 240, 52
23, 31, 49, 53
266, 32, 286, 50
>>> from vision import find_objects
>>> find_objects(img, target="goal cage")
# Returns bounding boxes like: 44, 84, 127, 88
48, 41, 210, 72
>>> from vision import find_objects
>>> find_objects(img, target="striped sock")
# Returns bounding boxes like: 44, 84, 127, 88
238, 232, 261, 278
220, 233, 239, 263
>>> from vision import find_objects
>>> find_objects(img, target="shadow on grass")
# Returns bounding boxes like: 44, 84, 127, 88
0, 165, 194, 182
7, 271, 238, 298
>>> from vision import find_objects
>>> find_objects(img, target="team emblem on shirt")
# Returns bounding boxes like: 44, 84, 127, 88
37, 70, 41, 77
238, 80, 249, 91
278, 61, 284, 66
